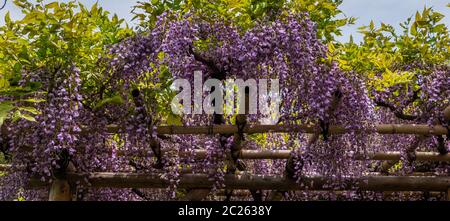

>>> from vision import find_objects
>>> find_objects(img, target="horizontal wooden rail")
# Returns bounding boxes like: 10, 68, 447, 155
120, 150, 450, 161
189, 150, 450, 161
361, 151, 450, 161
1, 152, 449, 172
29, 173, 450, 191
104, 124, 449, 135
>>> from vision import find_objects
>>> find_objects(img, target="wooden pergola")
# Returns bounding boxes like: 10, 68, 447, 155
1, 106, 449, 201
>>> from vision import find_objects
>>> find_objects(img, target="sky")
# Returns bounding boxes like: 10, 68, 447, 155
0, 0, 449, 43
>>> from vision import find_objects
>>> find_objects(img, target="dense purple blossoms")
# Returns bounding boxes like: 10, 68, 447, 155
1, 11, 449, 201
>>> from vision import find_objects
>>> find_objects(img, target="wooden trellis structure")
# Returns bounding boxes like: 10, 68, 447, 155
1, 106, 450, 201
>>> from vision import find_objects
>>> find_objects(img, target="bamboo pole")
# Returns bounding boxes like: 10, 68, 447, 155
29, 173, 450, 191
123, 150, 450, 161
0, 164, 436, 176
103, 124, 450, 135
48, 179, 72, 201
447, 188, 450, 201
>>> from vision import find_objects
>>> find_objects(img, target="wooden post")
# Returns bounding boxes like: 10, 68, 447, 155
286, 90, 342, 179
49, 179, 72, 201
447, 188, 450, 201
48, 150, 75, 201
444, 106, 450, 122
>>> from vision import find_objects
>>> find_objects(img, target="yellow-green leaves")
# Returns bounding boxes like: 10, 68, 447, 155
329, 6, 448, 111
166, 113, 182, 126
12, 110, 36, 123
0, 102, 14, 127
21, 98, 45, 103
0, 100, 42, 127
4, 11, 11, 25
369, 20, 375, 30
45, 2, 59, 9
132, 0, 353, 42
94, 95, 124, 111
289, 0, 356, 42
0, 78, 10, 88
0, 0, 133, 125
17, 106, 41, 115
378, 69, 414, 90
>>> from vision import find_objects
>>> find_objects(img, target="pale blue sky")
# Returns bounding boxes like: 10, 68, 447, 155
0, 0, 449, 43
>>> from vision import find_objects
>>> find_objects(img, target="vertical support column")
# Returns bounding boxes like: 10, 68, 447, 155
48, 149, 74, 201
444, 106, 450, 201
447, 188, 450, 201
49, 179, 72, 201
181, 52, 227, 200
443, 106, 450, 122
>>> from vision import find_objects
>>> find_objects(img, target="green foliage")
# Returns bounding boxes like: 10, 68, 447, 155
0, 0, 133, 125
0, 101, 14, 127
94, 95, 124, 111
331, 7, 449, 93
287, 0, 356, 42
130, 0, 357, 126
0, 98, 45, 127
0, 1, 447, 128
0, 151, 6, 165
132, 0, 354, 42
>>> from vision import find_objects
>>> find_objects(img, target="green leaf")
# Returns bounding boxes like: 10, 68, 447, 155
17, 106, 41, 115
432, 24, 446, 33
167, 114, 182, 126
21, 98, 46, 103
91, 2, 99, 15
46, 2, 59, 9
431, 12, 444, 23
11, 110, 36, 123
0, 102, 14, 127
94, 95, 124, 110
5, 11, 11, 25
21, 12, 38, 24
19, 113, 37, 122
410, 22, 417, 36
0, 78, 9, 88
415, 11, 421, 21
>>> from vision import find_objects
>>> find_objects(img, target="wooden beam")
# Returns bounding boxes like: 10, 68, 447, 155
29, 173, 450, 192
447, 188, 450, 201
103, 124, 449, 135
362, 151, 450, 161
140, 150, 450, 161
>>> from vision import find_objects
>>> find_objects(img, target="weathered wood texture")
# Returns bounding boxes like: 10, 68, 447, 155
103, 124, 449, 135
29, 173, 450, 192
